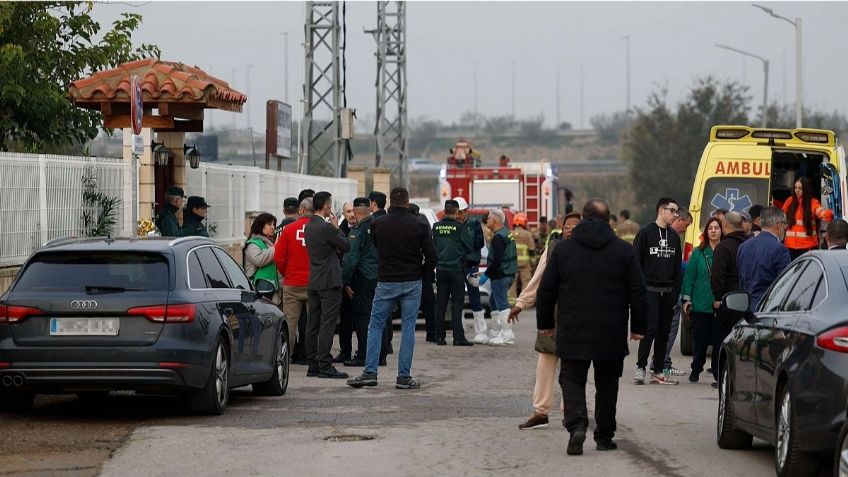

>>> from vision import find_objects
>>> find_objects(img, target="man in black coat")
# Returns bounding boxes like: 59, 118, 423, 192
709, 211, 748, 384
537, 199, 647, 456
304, 191, 351, 379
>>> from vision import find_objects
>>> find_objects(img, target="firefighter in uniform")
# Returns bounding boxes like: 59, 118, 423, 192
509, 213, 535, 306
432, 200, 474, 346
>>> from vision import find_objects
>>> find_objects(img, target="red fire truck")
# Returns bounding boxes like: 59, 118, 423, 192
438, 140, 558, 228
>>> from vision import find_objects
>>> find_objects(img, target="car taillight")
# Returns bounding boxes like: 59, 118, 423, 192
0, 304, 42, 323
816, 326, 848, 353
127, 304, 196, 323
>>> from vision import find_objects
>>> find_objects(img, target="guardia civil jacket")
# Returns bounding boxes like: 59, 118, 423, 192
433, 216, 473, 273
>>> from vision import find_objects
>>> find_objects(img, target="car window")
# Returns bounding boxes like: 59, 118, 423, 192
194, 247, 232, 289
782, 261, 823, 312
15, 252, 169, 292
212, 248, 252, 291
187, 251, 206, 289
810, 274, 827, 310
759, 261, 808, 313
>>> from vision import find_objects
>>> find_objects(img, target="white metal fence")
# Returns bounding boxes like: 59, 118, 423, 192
0, 152, 358, 267
0, 153, 132, 267
185, 163, 358, 245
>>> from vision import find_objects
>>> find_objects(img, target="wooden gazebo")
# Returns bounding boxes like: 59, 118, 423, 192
69, 58, 246, 219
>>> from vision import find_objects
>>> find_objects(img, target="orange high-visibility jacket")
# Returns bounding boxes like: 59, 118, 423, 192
781, 197, 834, 250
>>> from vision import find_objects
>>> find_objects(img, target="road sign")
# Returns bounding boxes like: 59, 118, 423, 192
132, 134, 144, 155
130, 75, 143, 135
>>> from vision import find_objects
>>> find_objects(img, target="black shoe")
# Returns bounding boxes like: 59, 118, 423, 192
395, 376, 420, 389
317, 367, 349, 379
292, 356, 309, 365
307, 366, 319, 377
379, 358, 388, 366
453, 339, 474, 346
332, 354, 350, 364
344, 358, 365, 367
386, 342, 394, 354
347, 372, 378, 388
567, 428, 586, 455
436, 338, 447, 346
595, 439, 618, 451
688, 371, 699, 383
425, 335, 436, 343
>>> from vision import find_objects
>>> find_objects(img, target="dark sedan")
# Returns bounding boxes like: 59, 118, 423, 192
717, 250, 848, 477
0, 237, 290, 415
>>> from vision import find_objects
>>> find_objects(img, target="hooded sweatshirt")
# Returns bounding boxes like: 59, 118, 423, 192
536, 218, 648, 361
633, 222, 682, 293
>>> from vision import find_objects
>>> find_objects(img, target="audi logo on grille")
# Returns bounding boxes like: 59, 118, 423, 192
70, 300, 98, 310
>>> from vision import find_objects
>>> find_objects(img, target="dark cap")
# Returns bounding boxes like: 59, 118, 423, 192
283, 197, 299, 209
186, 196, 210, 209
166, 186, 186, 198
353, 197, 370, 207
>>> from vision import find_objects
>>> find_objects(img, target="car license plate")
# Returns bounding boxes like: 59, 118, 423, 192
49, 318, 120, 336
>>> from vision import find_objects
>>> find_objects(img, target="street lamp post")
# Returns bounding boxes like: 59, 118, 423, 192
716, 44, 769, 127
752, 3, 801, 127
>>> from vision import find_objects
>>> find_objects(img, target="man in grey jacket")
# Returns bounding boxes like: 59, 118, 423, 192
304, 191, 351, 379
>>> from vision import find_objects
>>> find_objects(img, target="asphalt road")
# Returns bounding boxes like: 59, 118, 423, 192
0, 310, 831, 476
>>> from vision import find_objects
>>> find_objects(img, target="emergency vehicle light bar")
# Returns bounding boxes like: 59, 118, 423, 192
710, 125, 835, 146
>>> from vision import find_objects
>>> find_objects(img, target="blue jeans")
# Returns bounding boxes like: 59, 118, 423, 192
466, 265, 482, 312
490, 276, 513, 311
365, 280, 423, 378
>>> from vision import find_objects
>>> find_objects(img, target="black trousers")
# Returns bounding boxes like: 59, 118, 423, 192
435, 269, 467, 341
712, 311, 736, 381
636, 290, 676, 373
306, 287, 342, 371
338, 292, 354, 359
292, 307, 309, 361
352, 281, 380, 361
421, 275, 436, 339
690, 311, 714, 375
560, 359, 623, 441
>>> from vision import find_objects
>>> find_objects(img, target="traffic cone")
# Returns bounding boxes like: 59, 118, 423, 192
472, 310, 489, 344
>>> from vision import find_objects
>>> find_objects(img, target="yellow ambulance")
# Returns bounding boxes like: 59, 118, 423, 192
684, 125, 846, 261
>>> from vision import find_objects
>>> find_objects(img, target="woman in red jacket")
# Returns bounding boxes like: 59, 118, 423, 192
782, 176, 833, 259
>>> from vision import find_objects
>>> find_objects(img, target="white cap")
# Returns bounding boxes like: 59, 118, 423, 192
453, 197, 469, 210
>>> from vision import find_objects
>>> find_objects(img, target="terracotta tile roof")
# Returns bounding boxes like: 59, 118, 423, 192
69, 59, 246, 112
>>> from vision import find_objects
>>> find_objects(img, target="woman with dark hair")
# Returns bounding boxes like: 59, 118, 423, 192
782, 176, 833, 259
244, 213, 279, 293
681, 216, 723, 385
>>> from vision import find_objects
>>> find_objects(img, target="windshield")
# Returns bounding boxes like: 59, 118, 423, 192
699, 177, 770, 228
14, 252, 170, 292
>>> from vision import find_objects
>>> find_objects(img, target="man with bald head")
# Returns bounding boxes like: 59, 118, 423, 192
708, 210, 749, 386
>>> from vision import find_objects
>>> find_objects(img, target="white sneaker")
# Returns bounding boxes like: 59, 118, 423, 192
633, 367, 646, 385
490, 310, 514, 346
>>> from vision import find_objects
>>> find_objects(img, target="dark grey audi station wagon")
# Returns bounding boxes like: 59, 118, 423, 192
0, 237, 289, 415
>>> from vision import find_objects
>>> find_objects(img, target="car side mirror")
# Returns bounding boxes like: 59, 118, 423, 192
723, 291, 750, 313
254, 279, 276, 300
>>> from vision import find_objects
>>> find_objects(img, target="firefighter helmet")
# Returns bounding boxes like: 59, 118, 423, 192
513, 213, 527, 227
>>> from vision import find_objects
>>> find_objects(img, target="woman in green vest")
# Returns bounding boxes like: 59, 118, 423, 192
243, 213, 280, 300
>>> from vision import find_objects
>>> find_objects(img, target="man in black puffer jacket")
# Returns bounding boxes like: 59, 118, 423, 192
709, 211, 748, 384
537, 199, 647, 456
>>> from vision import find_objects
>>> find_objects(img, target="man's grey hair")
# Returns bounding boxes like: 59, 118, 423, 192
759, 206, 786, 228
489, 208, 505, 225
677, 208, 692, 221
724, 211, 745, 231
300, 197, 314, 213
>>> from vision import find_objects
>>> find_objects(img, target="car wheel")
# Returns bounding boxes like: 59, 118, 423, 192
716, 364, 753, 449
253, 331, 289, 396
0, 389, 35, 413
188, 339, 229, 415
775, 386, 819, 477
835, 420, 848, 477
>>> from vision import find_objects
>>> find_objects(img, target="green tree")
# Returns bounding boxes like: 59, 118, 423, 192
624, 77, 750, 218
0, 2, 160, 152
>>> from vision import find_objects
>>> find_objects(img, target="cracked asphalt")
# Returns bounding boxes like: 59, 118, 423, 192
0, 310, 822, 476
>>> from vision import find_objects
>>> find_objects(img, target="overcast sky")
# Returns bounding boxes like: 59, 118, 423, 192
92, 1, 848, 131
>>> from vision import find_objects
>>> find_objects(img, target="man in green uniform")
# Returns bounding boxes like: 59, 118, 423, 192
155, 186, 185, 237
432, 199, 474, 346
341, 197, 382, 366
181, 196, 210, 237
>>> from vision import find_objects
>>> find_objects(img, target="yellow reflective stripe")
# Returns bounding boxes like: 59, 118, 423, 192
795, 220, 805, 226
785, 230, 817, 238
